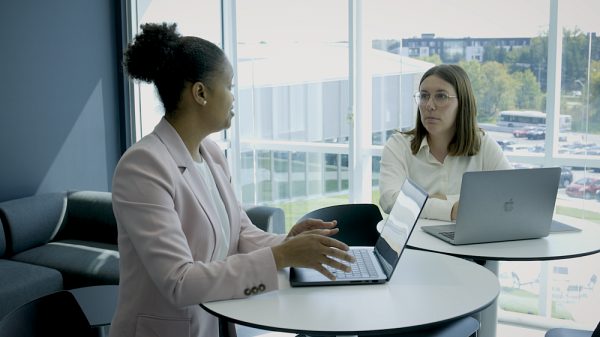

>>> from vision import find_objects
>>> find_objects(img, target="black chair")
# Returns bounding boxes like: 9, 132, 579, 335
296, 204, 383, 246
545, 320, 600, 337
0, 290, 93, 337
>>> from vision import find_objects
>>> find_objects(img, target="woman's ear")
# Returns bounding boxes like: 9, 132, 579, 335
192, 82, 208, 106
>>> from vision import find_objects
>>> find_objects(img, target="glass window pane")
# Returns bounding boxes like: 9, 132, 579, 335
236, 0, 349, 216
133, 0, 221, 139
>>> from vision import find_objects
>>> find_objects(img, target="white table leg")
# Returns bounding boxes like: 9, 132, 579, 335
480, 260, 499, 337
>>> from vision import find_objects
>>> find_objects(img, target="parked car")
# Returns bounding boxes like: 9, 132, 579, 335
528, 144, 545, 153
497, 139, 516, 150
572, 146, 600, 156
558, 166, 573, 188
513, 126, 537, 138
565, 177, 600, 199
504, 144, 530, 152
557, 131, 569, 142
526, 127, 546, 140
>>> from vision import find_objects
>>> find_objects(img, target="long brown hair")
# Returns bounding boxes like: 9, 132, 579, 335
402, 64, 482, 156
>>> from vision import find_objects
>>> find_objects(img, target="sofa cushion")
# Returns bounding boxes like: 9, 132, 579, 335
0, 218, 6, 257
0, 192, 67, 256
0, 259, 63, 321
11, 239, 119, 290
53, 191, 117, 245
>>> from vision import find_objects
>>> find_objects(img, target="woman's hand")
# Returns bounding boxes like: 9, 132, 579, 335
286, 218, 339, 241
451, 201, 459, 220
271, 231, 356, 280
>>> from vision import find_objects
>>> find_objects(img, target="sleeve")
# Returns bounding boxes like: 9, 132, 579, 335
421, 197, 457, 222
481, 132, 513, 171
379, 135, 409, 214
112, 146, 281, 309
237, 201, 287, 253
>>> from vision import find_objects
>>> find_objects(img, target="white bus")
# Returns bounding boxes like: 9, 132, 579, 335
497, 110, 571, 131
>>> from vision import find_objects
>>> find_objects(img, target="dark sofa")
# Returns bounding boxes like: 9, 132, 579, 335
0, 190, 285, 321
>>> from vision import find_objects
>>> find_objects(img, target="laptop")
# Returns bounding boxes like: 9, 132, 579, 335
421, 167, 561, 245
289, 178, 428, 287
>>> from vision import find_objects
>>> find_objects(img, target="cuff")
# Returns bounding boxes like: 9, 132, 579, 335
424, 198, 454, 221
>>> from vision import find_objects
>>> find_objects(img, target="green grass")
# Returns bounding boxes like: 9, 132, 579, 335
267, 190, 382, 232
556, 205, 600, 225
499, 286, 574, 320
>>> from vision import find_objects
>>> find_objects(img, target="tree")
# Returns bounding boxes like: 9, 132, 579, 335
459, 60, 517, 117
415, 54, 443, 66
513, 70, 543, 110
480, 62, 517, 117
483, 41, 497, 62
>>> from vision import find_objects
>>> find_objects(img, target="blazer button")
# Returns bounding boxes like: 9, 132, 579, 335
258, 284, 266, 292
251, 287, 258, 294
244, 288, 252, 296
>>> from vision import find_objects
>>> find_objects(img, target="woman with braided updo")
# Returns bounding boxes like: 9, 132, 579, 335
111, 23, 355, 337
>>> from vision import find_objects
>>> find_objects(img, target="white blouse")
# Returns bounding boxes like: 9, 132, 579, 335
194, 157, 231, 261
379, 131, 512, 221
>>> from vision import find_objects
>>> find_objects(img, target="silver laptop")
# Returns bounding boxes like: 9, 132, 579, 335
289, 178, 428, 287
422, 167, 561, 245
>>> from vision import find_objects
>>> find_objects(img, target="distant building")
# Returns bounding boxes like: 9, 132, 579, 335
391, 34, 532, 63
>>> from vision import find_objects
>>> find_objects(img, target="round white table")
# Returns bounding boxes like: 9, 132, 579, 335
406, 214, 600, 337
202, 249, 499, 336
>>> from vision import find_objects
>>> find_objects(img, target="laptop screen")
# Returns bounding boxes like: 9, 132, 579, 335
374, 178, 428, 278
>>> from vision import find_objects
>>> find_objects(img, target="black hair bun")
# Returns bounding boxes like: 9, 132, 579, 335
123, 22, 181, 83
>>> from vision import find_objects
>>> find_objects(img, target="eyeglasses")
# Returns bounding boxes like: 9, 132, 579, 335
413, 92, 457, 107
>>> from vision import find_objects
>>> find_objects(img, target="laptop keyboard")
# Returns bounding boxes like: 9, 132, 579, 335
440, 231, 455, 240
326, 249, 379, 279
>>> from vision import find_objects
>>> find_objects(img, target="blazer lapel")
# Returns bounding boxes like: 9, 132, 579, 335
152, 118, 223, 256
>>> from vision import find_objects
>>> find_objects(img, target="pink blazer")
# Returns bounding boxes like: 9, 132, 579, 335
110, 118, 286, 337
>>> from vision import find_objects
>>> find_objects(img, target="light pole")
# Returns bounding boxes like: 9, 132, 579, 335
576, 80, 585, 135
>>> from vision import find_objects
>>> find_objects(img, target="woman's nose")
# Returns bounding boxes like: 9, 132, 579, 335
426, 96, 436, 110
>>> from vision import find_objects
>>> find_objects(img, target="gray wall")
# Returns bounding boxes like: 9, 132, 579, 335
0, 0, 122, 202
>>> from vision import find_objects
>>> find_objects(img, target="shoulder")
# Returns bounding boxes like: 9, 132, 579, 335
114, 133, 175, 183
385, 132, 413, 149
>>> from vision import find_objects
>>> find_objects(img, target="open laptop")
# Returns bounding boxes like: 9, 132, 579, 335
421, 167, 561, 245
289, 178, 428, 287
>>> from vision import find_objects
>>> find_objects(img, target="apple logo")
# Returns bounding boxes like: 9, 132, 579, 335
503, 198, 514, 212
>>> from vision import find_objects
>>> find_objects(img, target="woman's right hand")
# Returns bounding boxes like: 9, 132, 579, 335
271, 230, 356, 280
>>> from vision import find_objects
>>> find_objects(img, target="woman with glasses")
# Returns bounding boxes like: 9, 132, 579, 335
379, 64, 511, 221
111, 23, 355, 337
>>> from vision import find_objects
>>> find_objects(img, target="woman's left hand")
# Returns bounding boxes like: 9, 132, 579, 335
286, 219, 339, 241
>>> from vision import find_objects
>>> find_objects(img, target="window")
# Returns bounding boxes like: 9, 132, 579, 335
126, 0, 600, 330
129, 0, 222, 140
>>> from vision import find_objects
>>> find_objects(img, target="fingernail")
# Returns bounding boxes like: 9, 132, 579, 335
346, 266, 351, 272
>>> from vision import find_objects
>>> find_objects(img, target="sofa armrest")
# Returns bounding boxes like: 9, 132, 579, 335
242, 205, 285, 234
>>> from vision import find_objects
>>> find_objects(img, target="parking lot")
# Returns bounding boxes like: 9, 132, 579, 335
486, 126, 600, 212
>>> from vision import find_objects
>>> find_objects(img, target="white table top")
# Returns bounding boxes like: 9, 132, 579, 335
202, 249, 499, 335
407, 214, 600, 261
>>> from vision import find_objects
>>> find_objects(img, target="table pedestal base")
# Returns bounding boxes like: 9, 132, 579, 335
480, 260, 499, 337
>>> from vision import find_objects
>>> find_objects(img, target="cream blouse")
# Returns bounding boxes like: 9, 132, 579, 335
379, 131, 512, 221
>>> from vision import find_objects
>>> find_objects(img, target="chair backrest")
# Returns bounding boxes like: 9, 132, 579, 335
0, 291, 92, 337
296, 204, 383, 246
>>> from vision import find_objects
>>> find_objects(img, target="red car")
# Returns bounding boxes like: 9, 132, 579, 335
565, 177, 600, 199
513, 126, 537, 138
